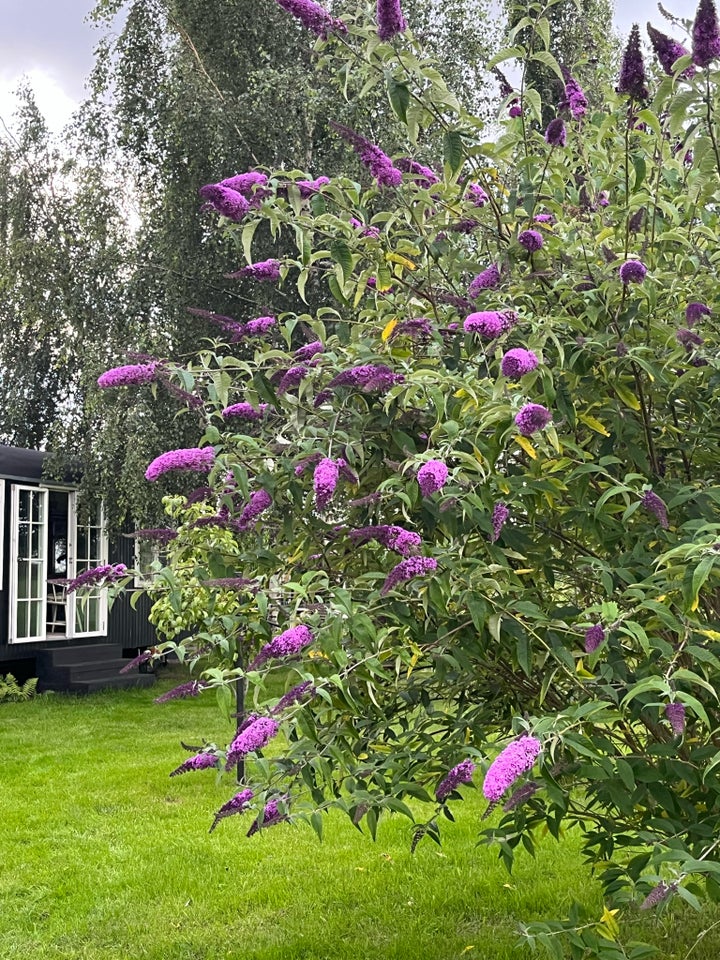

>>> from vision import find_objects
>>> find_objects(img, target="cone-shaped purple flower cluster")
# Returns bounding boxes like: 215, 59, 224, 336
327, 364, 404, 394
490, 502, 510, 543
640, 880, 678, 910
515, 403, 552, 436
209, 788, 254, 833
275, 0, 346, 37
294, 340, 324, 361
65, 563, 128, 593
641, 490, 669, 528
686, 302, 711, 326
381, 556, 438, 595
647, 23, 694, 77
276, 365, 309, 396
417, 459, 449, 496
236, 489, 273, 530
584, 624, 605, 653
436, 759, 476, 802
518, 229, 544, 252
295, 176, 330, 197
467, 183, 489, 207
468, 264, 501, 298
169, 752, 218, 777
501, 348, 539, 379
503, 781, 540, 811
395, 158, 439, 188
199, 183, 250, 221
390, 317, 433, 340
155, 679, 209, 703
464, 310, 517, 339
247, 796, 289, 836
330, 122, 402, 187
226, 259, 281, 282
619, 259, 647, 284
482, 735, 542, 801
98, 362, 159, 389
617, 24, 649, 99
693, 0, 720, 66
560, 69, 588, 118
270, 680, 316, 715
226, 716, 279, 768
349, 524, 422, 555
377, 0, 406, 40
544, 118, 567, 147
222, 402, 269, 421
665, 701, 686, 736
314, 457, 342, 510
250, 625, 314, 670
145, 447, 215, 481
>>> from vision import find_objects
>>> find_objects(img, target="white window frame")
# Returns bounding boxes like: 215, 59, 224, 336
67, 493, 109, 638
9, 485, 49, 643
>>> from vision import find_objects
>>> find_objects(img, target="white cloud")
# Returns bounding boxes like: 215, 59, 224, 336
0, 69, 78, 134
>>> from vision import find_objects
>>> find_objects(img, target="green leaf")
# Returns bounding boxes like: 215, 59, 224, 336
330, 240, 353, 282
387, 77, 410, 124
530, 50, 564, 82
443, 130, 463, 175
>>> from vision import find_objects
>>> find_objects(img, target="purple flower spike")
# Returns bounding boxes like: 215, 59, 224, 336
330, 122, 402, 188
226, 716, 279, 769
518, 229, 543, 252
380, 556, 438, 595
436, 759, 476, 802
98, 362, 159, 389
417, 459, 449, 496
584, 624, 605, 653
270, 681, 316, 715
482, 735, 542, 801
209, 788, 254, 833
617, 24, 649, 99
245, 316, 276, 336
377, 0, 406, 40
274, 0, 346, 37
314, 457, 341, 510
468, 264, 501, 298
500, 348, 539, 379
677, 328, 704, 351
560, 69, 588, 118
199, 184, 250, 222
226, 259, 281, 282
647, 23, 694, 77
250, 625, 314, 670
236, 489, 272, 530
503, 782, 540, 811
508, 102, 522, 118
349, 524, 422, 556
295, 176, 330, 197
170, 752, 218, 777
490, 502, 510, 543
247, 796, 289, 837
641, 489, 669, 528
464, 310, 516, 339
395, 158, 439, 188
515, 403, 552, 436
467, 183, 489, 207
277, 365, 309, 396
619, 259, 647, 284
693, 0, 720, 66
665, 701, 686, 736
145, 447, 215, 482
640, 881, 678, 910
64, 563, 127, 593
155, 679, 209, 703
686, 302, 712, 326
544, 118, 567, 147
294, 340, 324, 361
222, 402, 268, 421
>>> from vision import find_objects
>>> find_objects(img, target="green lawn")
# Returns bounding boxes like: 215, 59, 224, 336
1, 677, 719, 960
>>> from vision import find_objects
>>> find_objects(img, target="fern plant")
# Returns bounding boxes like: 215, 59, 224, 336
0, 674, 39, 703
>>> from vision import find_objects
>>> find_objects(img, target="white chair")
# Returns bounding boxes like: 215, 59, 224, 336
47, 582, 67, 634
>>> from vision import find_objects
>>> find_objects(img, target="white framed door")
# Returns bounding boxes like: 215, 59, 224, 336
9, 485, 49, 643
67, 494, 108, 637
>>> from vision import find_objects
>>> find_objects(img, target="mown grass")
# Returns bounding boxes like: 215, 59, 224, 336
1, 677, 720, 960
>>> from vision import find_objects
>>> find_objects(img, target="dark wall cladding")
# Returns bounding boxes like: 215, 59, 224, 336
108, 534, 157, 652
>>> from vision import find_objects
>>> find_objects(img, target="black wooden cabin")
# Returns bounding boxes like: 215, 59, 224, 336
0, 446, 156, 692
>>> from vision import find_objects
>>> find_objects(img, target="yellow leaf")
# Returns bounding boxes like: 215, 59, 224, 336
596, 226, 615, 243
576, 659, 595, 679
597, 906, 620, 941
386, 252, 417, 270
516, 435, 537, 459
514, 568, 535, 575
454, 388, 467, 398
698, 629, 720, 640
614, 383, 641, 411
381, 318, 398, 342
691, 595, 700, 612
461, 947, 475, 955
579, 413, 611, 437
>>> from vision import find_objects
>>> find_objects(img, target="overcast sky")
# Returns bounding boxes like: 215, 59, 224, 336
0, 0, 704, 133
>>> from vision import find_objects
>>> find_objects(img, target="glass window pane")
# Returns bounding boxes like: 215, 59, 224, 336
17, 560, 29, 600
30, 562, 42, 598
19, 492, 30, 523
18, 524, 29, 559
31, 524, 43, 559
29, 600, 42, 637
89, 528, 99, 561
16, 602, 28, 638
88, 598, 100, 633
77, 528, 88, 561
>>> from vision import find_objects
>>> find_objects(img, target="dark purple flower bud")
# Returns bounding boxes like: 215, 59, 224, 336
502, 781, 539, 811
155, 679, 209, 703
665, 701, 686, 736
119, 650, 153, 674
647, 23, 695, 77
628, 208, 646, 233
515, 403, 552, 436
98, 362, 159, 389
294, 340, 324, 361
508, 101, 522, 118
198, 184, 250, 221
209, 789, 254, 833
390, 317, 433, 340
617, 24, 649, 99
500, 348, 539, 379
436, 759, 476, 802
170, 752, 218, 777
533, 213, 555, 224
270, 681, 316, 715
616, 341, 628, 357
640, 880, 678, 910
597, 191, 610, 207
450, 218, 480, 234
584, 624, 605, 653
641, 489, 669, 528
349, 524, 422, 555
330, 122, 402, 187
381, 556, 438, 595
328, 364, 403, 394
544, 118, 567, 147
686, 302, 711, 326
376, 0, 406, 40
619, 259, 647, 284
693, 0, 720, 66
277, 365, 309, 396
468, 264, 501, 297
676, 327, 704, 351
518, 229, 544, 252
490, 502, 509, 543
247, 796, 289, 836
236, 489, 272, 530
250, 626, 314, 670
274, 0, 346, 37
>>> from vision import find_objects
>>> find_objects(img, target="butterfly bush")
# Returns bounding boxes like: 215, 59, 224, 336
108, 5, 720, 953
98, 362, 159, 388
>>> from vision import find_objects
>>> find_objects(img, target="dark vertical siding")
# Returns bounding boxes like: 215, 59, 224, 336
108, 531, 157, 652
